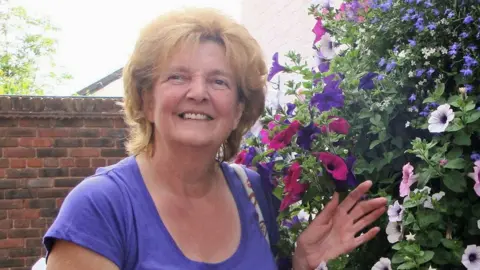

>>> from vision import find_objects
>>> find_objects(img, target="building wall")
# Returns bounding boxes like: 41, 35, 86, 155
0, 96, 128, 269
240, 0, 317, 106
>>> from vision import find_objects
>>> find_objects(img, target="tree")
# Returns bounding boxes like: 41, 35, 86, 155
0, 1, 71, 95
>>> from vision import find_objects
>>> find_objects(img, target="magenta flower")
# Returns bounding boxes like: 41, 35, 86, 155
267, 52, 285, 81
468, 160, 480, 197
312, 18, 327, 44
400, 163, 417, 197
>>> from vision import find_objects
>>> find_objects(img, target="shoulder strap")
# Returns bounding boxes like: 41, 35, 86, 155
229, 163, 270, 245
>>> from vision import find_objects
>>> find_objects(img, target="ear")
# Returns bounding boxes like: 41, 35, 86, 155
233, 102, 244, 130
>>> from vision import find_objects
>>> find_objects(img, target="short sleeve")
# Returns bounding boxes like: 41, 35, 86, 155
43, 174, 127, 268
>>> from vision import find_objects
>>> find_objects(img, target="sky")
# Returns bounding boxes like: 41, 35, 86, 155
14, 0, 241, 96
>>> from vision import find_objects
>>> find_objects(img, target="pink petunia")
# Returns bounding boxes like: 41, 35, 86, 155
400, 163, 417, 197
269, 120, 301, 150
280, 162, 308, 211
317, 152, 348, 181
259, 129, 271, 144
468, 160, 480, 197
312, 19, 327, 44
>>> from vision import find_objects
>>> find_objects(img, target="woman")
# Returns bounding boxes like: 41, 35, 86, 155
44, 8, 387, 270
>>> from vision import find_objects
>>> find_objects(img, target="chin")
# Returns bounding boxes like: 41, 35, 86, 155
171, 131, 219, 148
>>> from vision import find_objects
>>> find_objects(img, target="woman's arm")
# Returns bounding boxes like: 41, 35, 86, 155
47, 240, 119, 270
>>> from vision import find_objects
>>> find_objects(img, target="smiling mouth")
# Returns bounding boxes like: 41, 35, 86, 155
178, 112, 213, 120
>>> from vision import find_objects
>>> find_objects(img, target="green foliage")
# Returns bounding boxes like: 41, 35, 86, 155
0, 2, 71, 95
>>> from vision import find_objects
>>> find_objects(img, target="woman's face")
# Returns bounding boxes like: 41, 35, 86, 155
145, 41, 243, 150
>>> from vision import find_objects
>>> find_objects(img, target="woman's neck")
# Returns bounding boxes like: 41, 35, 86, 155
138, 143, 223, 199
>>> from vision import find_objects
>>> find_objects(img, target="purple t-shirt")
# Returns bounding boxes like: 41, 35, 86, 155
43, 156, 277, 269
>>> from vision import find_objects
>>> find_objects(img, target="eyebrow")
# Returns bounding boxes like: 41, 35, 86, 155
167, 65, 233, 79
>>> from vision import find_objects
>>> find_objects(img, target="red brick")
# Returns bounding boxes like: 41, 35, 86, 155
56, 198, 65, 208
9, 247, 41, 257
91, 158, 106, 167
37, 188, 70, 198
18, 138, 53, 147
70, 148, 100, 157
0, 180, 17, 189
0, 239, 23, 248
70, 167, 95, 177
37, 148, 67, 158
0, 211, 6, 219
6, 168, 37, 179
107, 158, 123, 165
8, 209, 40, 219
101, 129, 127, 138
19, 119, 52, 127
0, 200, 23, 209
13, 220, 30, 229
8, 229, 41, 238
37, 128, 69, 137
26, 199, 56, 209
0, 159, 9, 168
10, 159, 26, 168
25, 238, 41, 248
0, 169, 4, 178
101, 149, 127, 157
5, 189, 33, 199
69, 128, 100, 138
31, 218, 47, 228
0, 220, 12, 229
85, 119, 113, 128
26, 179, 53, 188
54, 118, 84, 127
3, 128, 36, 137
0, 138, 18, 147
85, 138, 114, 147
27, 158, 43, 168
44, 158, 59, 167
59, 158, 74, 167
3, 148, 35, 158
0, 119, 17, 127
54, 138, 83, 148
114, 119, 127, 128
75, 158, 90, 167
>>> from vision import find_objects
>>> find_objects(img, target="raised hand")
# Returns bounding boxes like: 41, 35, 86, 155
292, 181, 387, 270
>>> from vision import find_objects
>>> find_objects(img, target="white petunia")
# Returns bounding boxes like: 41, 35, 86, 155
386, 222, 402, 243
372, 257, 392, 270
405, 121, 410, 128
428, 266, 437, 270
428, 104, 455, 133
462, 245, 480, 270
477, 219, 480, 229
424, 191, 445, 209
387, 201, 404, 222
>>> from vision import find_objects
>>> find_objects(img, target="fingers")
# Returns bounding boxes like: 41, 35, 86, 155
312, 192, 339, 226
349, 197, 388, 222
352, 205, 386, 233
353, 226, 381, 247
338, 181, 373, 213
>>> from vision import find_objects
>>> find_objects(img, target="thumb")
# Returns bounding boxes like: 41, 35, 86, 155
312, 192, 339, 226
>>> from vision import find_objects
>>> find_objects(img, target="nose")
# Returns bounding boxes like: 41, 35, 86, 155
186, 75, 209, 102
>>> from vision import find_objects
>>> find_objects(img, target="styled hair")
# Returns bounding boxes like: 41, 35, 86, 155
122, 7, 267, 161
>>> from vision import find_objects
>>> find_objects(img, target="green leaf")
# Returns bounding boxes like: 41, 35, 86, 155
465, 111, 480, 124
397, 261, 417, 269
453, 130, 471, 146
404, 212, 416, 225
443, 158, 465, 169
416, 250, 434, 265
446, 119, 464, 132
442, 171, 467, 193
417, 209, 441, 228
392, 252, 406, 264
465, 101, 476, 112
434, 83, 445, 97
441, 239, 460, 250
422, 97, 436, 104
369, 139, 382, 150
417, 169, 434, 188
446, 147, 462, 160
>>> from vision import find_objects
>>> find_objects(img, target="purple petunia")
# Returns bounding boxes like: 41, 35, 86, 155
409, 94, 416, 102
286, 103, 296, 116
386, 61, 396, 72
460, 68, 473, 76
416, 68, 426, 77
464, 55, 478, 67
427, 23, 436, 30
471, 152, 480, 161
408, 39, 416, 46
359, 72, 378, 90
297, 122, 321, 150
267, 52, 285, 81
310, 75, 344, 112
464, 15, 474, 24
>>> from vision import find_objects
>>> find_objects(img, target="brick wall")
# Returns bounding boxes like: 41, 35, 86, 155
0, 96, 127, 269
241, 0, 316, 106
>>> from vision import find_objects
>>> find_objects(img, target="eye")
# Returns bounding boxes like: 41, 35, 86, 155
167, 74, 187, 84
212, 78, 229, 89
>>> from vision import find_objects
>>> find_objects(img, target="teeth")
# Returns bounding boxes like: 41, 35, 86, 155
182, 113, 209, 120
